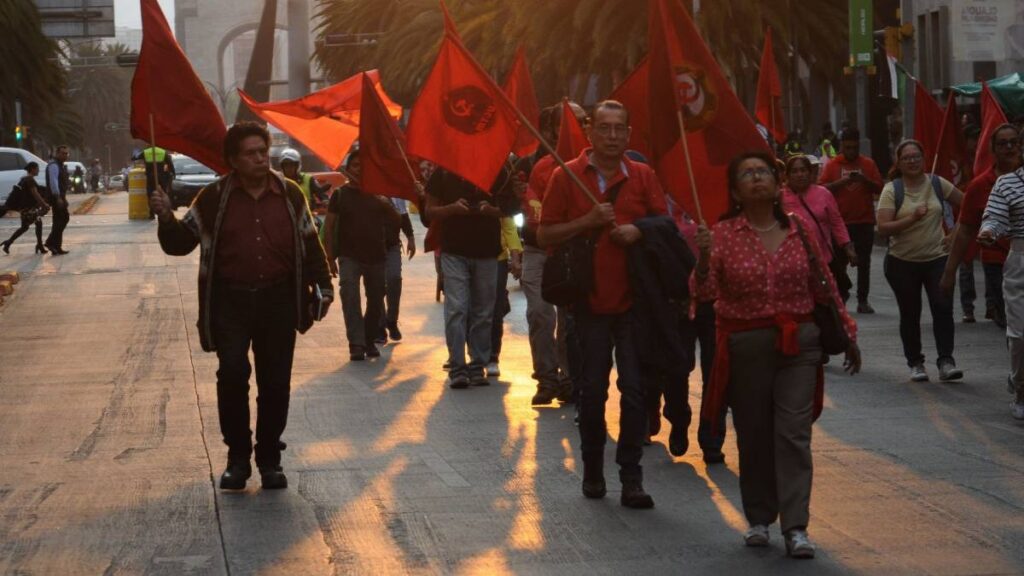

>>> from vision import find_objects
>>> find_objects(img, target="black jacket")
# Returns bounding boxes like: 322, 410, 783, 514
627, 215, 696, 378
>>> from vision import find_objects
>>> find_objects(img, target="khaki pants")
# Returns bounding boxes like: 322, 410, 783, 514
728, 323, 821, 533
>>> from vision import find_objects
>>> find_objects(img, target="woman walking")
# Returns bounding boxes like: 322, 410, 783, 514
877, 140, 964, 382
693, 151, 860, 558
2, 162, 49, 255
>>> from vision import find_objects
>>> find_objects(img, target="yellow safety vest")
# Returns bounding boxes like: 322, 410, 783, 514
143, 147, 167, 162
298, 173, 313, 206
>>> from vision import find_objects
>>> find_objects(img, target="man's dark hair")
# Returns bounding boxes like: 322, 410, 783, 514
592, 99, 629, 125
223, 121, 271, 166
839, 128, 860, 142
25, 161, 39, 172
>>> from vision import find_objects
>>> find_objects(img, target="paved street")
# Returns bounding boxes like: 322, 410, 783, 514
0, 192, 1023, 575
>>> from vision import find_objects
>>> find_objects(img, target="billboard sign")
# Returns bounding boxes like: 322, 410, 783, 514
35, 0, 115, 39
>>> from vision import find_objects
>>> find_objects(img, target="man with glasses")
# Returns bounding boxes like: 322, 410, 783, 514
943, 125, 1023, 332
819, 128, 883, 312
538, 100, 668, 509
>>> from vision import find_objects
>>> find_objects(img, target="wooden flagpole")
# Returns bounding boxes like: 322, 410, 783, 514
676, 109, 705, 225
148, 114, 160, 188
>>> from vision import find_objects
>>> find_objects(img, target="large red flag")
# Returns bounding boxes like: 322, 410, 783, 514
975, 82, 1009, 177
503, 46, 540, 157
358, 73, 420, 203
406, 2, 521, 193
933, 92, 967, 185
609, 56, 652, 158
131, 0, 227, 173
240, 70, 400, 170
913, 82, 945, 170
648, 0, 771, 223
755, 30, 786, 143
556, 100, 590, 161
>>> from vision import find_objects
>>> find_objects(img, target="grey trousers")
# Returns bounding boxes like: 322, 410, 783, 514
1004, 248, 1024, 401
441, 253, 497, 378
728, 323, 821, 533
338, 256, 385, 352
520, 246, 571, 389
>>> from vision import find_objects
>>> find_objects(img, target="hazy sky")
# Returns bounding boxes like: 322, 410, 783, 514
115, 0, 175, 30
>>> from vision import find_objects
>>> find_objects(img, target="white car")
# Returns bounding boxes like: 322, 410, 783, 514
0, 147, 47, 205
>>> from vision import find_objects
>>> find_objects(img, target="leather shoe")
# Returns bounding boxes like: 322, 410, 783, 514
702, 451, 726, 464
668, 425, 689, 457
219, 459, 251, 490
260, 466, 288, 490
620, 480, 655, 509
531, 386, 558, 405
582, 459, 606, 499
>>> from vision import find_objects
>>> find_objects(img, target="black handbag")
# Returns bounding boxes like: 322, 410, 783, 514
792, 217, 850, 355
541, 180, 624, 306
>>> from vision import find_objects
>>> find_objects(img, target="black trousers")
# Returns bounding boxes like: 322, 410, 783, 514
4, 209, 44, 247
46, 202, 69, 250
883, 254, 955, 367
212, 280, 297, 469
835, 223, 874, 302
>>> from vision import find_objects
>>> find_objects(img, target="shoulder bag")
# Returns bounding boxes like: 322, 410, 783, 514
792, 216, 851, 355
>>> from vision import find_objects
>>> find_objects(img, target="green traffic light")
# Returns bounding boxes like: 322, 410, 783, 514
14, 126, 22, 141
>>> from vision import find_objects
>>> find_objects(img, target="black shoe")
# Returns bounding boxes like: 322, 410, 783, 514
366, 345, 381, 358
260, 466, 288, 490
470, 373, 490, 386
448, 374, 470, 389
219, 459, 252, 490
388, 324, 403, 342
531, 386, 558, 405
856, 300, 875, 314
374, 332, 387, 345
668, 425, 689, 457
620, 479, 655, 509
35, 243, 47, 254
555, 381, 574, 403
349, 346, 366, 362
582, 460, 606, 499
702, 451, 726, 464
1, 241, 9, 255
50, 248, 69, 255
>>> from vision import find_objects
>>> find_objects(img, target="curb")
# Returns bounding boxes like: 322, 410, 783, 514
0, 271, 20, 310
73, 194, 101, 215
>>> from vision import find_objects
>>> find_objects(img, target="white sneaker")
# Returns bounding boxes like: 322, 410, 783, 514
910, 364, 929, 382
1012, 401, 1024, 420
938, 360, 963, 382
744, 524, 770, 547
486, 362, 500, 378
785, 529, 816, 559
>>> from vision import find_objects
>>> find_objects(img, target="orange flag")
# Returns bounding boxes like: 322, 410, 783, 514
609, 56, 652, 159
406, 1, 521, 193
648, 0, 771, 223
503, 46, 540, 157
755, 29, 786, 143
130, 0, 227, 173
239, 70, 400, 170
556, 100, 589, 160
358, 73, 420, 203
975, 82, 1009, 177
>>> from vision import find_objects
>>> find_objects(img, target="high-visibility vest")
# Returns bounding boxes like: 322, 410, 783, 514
297, 173, 313, 206
143, 147, 167, 163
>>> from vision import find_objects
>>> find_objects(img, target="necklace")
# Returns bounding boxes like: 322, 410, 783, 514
749, 220, 779, 233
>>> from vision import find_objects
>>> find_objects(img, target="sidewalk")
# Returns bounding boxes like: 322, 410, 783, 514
0, 192, 1022, 575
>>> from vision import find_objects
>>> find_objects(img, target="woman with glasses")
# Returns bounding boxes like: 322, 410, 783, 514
693, 151, 860, 559
877, 140, 964, 383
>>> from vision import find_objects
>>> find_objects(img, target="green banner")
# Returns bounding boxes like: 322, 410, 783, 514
849, 0, 874, 67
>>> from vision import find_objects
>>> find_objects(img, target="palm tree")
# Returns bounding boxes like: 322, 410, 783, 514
63, 41, 135, 162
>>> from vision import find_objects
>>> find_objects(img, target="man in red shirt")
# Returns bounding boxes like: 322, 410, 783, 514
941, 124, 1023, 329
819, 128, 883, 312
539, 100, 667, 509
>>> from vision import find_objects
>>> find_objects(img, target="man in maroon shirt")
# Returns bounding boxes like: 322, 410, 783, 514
819, 128, 883, 313
539, 100, 668, 509
150, 123, 333, 491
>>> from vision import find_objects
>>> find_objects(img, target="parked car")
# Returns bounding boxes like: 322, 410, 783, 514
169, 154, 218, 209
108, 173, 125, 190
0, 147, 47, 205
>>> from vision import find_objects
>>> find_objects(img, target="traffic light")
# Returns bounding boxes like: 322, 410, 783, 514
14, 125, 22, 143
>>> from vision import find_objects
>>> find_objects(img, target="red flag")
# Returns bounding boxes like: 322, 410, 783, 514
913, 82, 945, 169
240, 70, 400, 170
556, 100, 590, 160
648, 0, 771, 223
975, 82, 1009, 176
609, 56, 652, 159
755, 30, 786, 143
131, 0, 227, 173
406, 2, 521, 193
933, 92, 967, 185
358, 73, 420, 203
503, 46, 540, 157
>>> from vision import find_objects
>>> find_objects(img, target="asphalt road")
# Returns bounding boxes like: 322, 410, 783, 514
0, 192, 1022, 575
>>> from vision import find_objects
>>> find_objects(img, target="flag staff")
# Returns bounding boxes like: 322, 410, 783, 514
148, 114, 160, 188
675, 109, 705, 225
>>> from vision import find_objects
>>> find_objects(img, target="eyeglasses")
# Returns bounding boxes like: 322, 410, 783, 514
593, 124, 628, 137
995, 138, 1021, 149
900, 154, 923, 162
737, 167, 774, 182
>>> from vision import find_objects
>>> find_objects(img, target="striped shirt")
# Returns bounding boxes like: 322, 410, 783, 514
981, 168, 1024, 239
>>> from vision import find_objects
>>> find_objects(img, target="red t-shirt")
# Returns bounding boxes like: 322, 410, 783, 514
818, 155, 883, 224
960, 169, 1008, 264
540, 150, 668, 314
523, 155, 557, 228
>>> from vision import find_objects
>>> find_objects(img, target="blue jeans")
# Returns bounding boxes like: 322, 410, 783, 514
490, 259, 510, 362
441, 254, 497, 378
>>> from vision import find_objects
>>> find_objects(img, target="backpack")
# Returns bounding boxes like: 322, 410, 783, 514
892, 175, 954, 231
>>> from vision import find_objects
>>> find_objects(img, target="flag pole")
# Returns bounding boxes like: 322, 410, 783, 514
675, 109, 706, 225
509, 104, 599, 206
392, 136, 426, 195
148, 113, 160, 189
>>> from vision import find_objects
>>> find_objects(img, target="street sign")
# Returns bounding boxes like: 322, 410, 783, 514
849, 0, 874, 67
36, 0, 115, 39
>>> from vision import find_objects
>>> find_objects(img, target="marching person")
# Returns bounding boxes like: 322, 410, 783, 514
44, 145, 70, 255
539, 100, 667, 509
377, 197, 416, 344
1, 162, 50, 255
693, 151, 861, 558
819, 128, 884, 312
278, 147, 329, 212
878, 140, 964, 382
323, 150, 401, 361
149, 122, 333, 491
142, 145, 175, 220
487, 215, 523, 378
